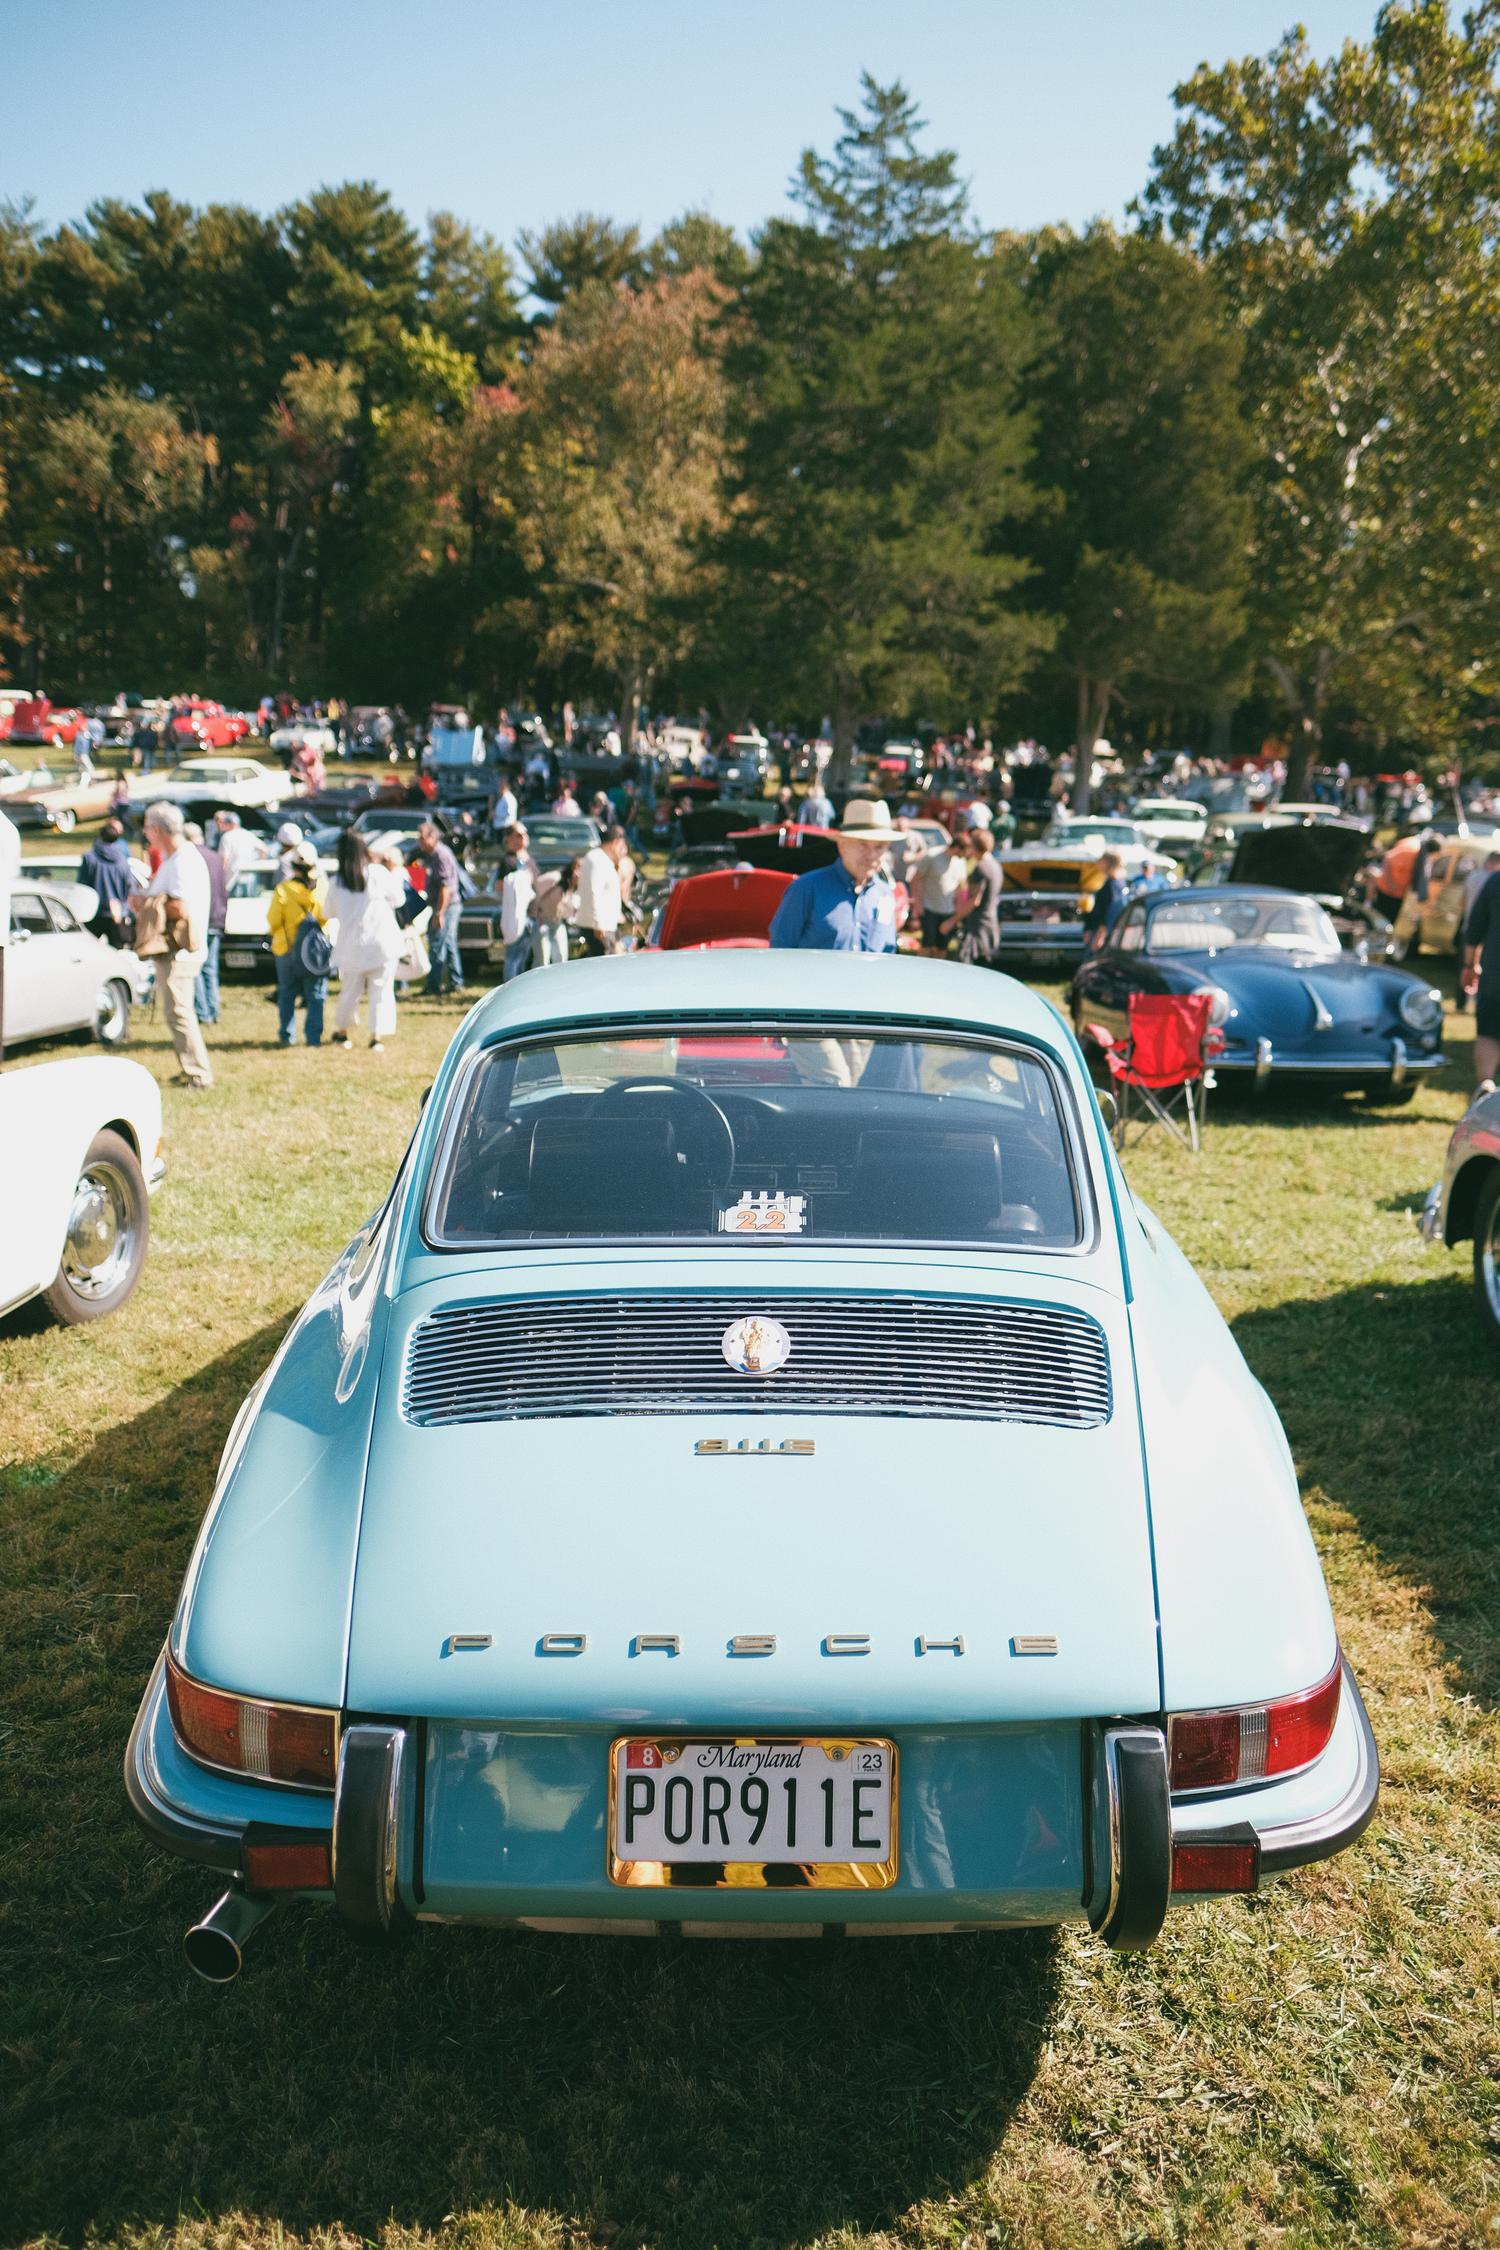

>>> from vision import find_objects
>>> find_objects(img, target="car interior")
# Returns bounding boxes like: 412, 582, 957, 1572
429, 1035, 1083, 1247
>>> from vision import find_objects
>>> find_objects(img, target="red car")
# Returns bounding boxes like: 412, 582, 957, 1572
7, 695, 88, 746
165, 700, 250, 752
654, 866, 795, 950
656, 836, 912, 951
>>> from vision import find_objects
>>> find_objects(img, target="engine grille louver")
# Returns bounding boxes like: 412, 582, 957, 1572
401, 1294, 1112, 1431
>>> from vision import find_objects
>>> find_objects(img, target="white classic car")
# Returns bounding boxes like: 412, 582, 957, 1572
134, 758, 293, 811
0, 1056, 164, 1323
268, 722, 337, 758
1004, 816, 1179, 886
6, 878, 150, 1048
1130, 798, 1210, 852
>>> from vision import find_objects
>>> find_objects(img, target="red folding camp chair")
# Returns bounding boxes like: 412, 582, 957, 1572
1086, 992, 1220, 1152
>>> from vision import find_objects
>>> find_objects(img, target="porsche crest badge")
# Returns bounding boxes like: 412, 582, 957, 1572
721, 1315, 792, 1375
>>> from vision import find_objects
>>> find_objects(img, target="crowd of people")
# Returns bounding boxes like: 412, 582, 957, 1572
9, 686, 1500, 1104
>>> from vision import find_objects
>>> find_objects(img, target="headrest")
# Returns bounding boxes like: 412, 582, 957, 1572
527, 1110, 683, 1229
855, 1129, 1002, 1236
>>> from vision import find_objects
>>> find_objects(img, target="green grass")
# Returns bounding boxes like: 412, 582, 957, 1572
1, 970, 1497, 2250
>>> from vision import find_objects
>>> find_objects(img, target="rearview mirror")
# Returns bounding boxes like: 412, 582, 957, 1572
1097, 1088, 1118, 1130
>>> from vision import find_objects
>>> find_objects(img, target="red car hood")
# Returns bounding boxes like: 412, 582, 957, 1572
657, 867, 793, 948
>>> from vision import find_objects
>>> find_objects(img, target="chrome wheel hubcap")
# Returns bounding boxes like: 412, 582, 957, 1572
1483, 1209, 1500, 1323
61, 1161, 135, 1299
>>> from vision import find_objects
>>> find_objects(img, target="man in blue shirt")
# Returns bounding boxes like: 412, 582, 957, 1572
769, 799, 900, 952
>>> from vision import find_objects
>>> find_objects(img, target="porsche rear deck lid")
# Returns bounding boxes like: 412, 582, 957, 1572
401, 1292, 1112, 1430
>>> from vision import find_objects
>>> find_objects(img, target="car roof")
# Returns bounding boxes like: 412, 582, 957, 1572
451, 950, 1073, 1052
1146, 883, 1312, 905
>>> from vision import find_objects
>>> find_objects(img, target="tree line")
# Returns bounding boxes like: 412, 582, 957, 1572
3, 2, 1499, 797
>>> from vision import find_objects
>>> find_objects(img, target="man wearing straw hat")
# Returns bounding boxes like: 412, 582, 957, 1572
768, 798, 900, 953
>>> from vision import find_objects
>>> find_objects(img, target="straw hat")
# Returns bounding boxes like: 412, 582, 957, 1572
837, 797, 895, 836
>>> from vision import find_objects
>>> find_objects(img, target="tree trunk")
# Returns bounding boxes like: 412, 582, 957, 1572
827, 690, 857, 795
622, 662, 643, 758
1072, 673, 1111, 815
269, 519, 302, 676
1265, 650, 1328, 801
1283, 717, 1320, 802
100, 527, 113, 675
1208, 697, 1232, 763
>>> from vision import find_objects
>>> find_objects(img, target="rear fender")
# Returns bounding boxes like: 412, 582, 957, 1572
1445, 1152, 1497, 1247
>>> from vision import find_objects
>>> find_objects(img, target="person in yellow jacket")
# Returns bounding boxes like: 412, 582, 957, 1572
268, 845, 330, 1047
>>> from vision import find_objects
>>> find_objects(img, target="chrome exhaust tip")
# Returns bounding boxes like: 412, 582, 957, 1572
183, 1887, 275, 1983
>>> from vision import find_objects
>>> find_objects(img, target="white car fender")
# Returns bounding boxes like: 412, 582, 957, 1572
0, 1057, 164, 1314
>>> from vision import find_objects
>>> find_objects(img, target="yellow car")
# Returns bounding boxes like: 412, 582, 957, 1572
1392, 832, 1500, 958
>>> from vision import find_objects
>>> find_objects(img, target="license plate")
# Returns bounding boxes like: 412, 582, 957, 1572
609, 1735, 897, 1889
222, 949, 260, 968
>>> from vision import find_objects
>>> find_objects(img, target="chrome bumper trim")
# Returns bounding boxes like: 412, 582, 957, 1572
1090, 1724, 1171, 1950
1418, 1182, 1444, 1242
332, 1723, 408, 1934
1215, 1054, 1443, 1077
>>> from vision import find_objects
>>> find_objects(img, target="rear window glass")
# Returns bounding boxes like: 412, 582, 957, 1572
427, 1028, 1084, 1248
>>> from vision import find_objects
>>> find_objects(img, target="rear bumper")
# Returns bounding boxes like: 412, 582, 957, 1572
219, 938, 274, 974
126, 1657, 1377, 1938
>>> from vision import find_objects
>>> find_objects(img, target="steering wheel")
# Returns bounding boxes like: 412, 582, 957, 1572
586, 1077, 736, 1188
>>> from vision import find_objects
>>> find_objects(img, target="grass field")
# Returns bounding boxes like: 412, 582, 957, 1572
2, 958, 1497, 2250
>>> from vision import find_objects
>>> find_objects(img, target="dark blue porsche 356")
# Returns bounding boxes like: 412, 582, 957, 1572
1069, 887, 1445, 1104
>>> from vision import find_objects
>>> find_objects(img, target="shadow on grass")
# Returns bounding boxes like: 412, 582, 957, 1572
1232, 1273, 1500, 1707
2, 1326, 1059, 2250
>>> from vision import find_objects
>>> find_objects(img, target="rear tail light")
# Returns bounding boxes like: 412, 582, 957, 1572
166, 1655, 338, 1791
1168, 1656, 1342, 1792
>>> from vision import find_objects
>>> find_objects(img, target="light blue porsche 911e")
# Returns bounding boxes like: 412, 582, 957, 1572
127, 952, 1377, 1979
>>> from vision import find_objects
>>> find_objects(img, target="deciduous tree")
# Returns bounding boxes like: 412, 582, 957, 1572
1140, 1, 1500, 789
491, 271, 731, 745
1015, 226, 1253, 811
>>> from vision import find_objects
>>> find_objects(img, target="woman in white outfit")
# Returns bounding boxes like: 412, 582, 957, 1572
533, 855, 582, 965
326, 828, 404, 1050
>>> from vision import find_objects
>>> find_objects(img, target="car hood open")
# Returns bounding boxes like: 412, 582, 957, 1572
344, 1261, 1161, 1728
1228, 821, 1368, 895
657, 867, 793, 948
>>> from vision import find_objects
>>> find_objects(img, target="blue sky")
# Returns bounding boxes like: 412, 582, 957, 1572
6, 0, 1380, 248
